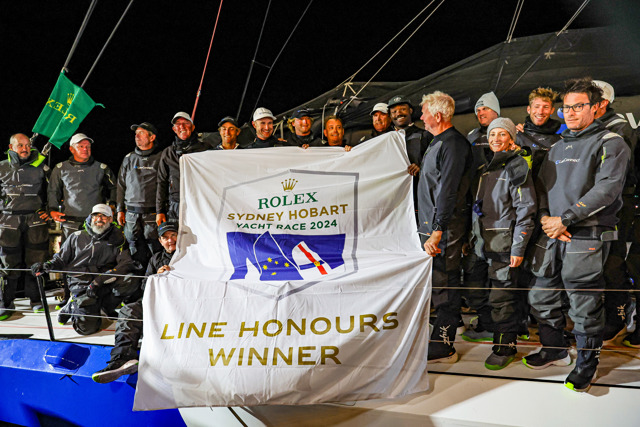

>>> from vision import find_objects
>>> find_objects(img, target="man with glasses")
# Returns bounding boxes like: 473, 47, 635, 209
0, 134, 50, 318
156, 112, 210, 225
524, 78, 630, 393
32, 204, 137, 335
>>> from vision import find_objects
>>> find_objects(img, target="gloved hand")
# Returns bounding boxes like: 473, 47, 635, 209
31, 262, 50, 277
86, 281, 101, 299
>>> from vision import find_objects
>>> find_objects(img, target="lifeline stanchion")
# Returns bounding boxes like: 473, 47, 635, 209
36, 274, 56, 342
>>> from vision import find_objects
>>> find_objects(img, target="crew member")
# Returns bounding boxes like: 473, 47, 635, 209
32, 204, 138, 336
418, 91, 473, 363
117, 122, 162, 266
0, 134, 49, 317
91, 221, 178, 383
524, 78, 630, 393
156, 112, 210, 225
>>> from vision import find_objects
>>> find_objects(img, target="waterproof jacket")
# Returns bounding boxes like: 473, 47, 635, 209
467, 126, 493, 175
516, 117, 562, 179
142, 249, 175, 292
598, 108, 638, 189
117, 146, 162, 213
156, 134, 210, 215
284, 133, 323, 147
472, 148, 536, 258
537, 121, 630, 229
0, 149, 49, 213
418, 126, 473, 234
245, 134, 282, 149
48, 156, 116, 218
47, 222, 135, 290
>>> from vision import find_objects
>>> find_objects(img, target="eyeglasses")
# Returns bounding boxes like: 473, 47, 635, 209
559, 102, 592, 113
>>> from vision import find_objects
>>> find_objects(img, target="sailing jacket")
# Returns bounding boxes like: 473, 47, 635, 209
156, 134, 210, 215
245, 134, 282, 149
598, 108, 638, 190
418, 127, 473, 234
472, 148, 536, 258
0, 149, 48, 213
48, 156, 116, 219
142, 249, 175, 292
516, 117, 562, 178
537, 121, 630, 230
467, 125, 493, 175
117, 146, 162, 213
284, 133, 323, 147
47, 221, 135, 290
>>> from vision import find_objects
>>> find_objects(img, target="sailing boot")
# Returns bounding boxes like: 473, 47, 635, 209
622, 312, 640, 348
428, 320, 458, 363
485, 332, 517, 370
603, 295, 635, 342
565, 335, 602, 392
523, 323, 571, 369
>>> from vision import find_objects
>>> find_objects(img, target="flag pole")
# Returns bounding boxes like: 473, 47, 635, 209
38, 0, 100, 156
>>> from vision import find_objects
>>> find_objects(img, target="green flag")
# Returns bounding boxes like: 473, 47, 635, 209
32, 72, 104, 148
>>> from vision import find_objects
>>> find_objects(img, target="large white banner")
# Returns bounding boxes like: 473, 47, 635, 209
134, 134, 432, 410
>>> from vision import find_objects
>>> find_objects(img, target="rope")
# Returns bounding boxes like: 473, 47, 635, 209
81, 0, 135, 88
340, 0, 446, 112
506, 0, 525, 43
192, 0, 224, 122
2, 268, 636, 293
337, 0, 438, 89
251, 0, 315, 115
236, 0, 272, 120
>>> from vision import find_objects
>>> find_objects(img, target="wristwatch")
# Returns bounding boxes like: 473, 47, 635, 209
432, 222, 444, 232
561, 215, 572, 227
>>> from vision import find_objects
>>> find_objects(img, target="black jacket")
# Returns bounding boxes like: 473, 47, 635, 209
418, 127, 473, 233
117, 146, 162, 212
284, 133, 323, 147
156, 134, 210, 214
516, 117, 562, 179
599, 108, 638, 189
47, 222, 135, 291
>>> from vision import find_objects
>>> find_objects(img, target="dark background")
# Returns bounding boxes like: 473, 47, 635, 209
2, 0, 638, 172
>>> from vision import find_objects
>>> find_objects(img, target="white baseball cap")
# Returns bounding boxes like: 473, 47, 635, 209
171, 112, 194, 124
253, 107, 276, 121
69, 133, 94, 146
370, 102, 389, 116
593, 80, 615, 102
91, 204, 112, 217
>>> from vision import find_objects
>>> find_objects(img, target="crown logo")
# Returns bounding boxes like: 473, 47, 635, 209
281, 178, 298, 192
67, 93, 75, 105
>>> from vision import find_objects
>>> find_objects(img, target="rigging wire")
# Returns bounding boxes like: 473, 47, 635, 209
340, 0, 446, 112
251, 0, 315, 115
506, 0, 525, 43
192, 0, 224, 122
499, 0, 593, 98
81, 0, 135, 88
337, 0, 438, 89
557, 0, 592, 35
236, 0, 272, 120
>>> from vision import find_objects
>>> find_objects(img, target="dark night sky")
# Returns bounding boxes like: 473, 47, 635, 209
2, 0, 637, 172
